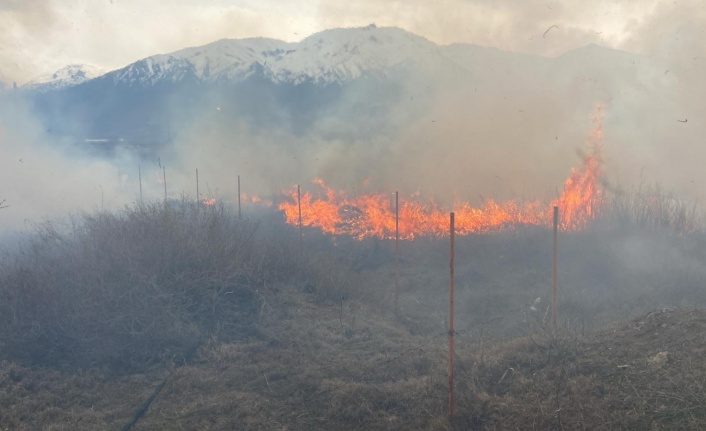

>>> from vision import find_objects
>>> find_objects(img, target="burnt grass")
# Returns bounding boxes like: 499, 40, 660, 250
0, 200, 706, 430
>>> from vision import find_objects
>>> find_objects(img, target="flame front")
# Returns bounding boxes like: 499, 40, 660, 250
279, 104, 604, 239
550, 104, 604, 229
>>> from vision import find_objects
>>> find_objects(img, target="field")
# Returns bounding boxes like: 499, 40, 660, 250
0, 191, 704, 430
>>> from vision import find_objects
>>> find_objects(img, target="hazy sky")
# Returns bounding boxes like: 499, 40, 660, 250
1, 0, 701, 84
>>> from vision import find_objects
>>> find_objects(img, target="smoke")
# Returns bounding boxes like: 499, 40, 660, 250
156, 72, 565, 210
152, 29, 701, 212
605, 0, 706, 202
0, 94, 138, 232
315, 0, 656, 55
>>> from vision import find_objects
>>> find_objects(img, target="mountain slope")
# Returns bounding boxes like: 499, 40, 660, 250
17, 24, 663, 164
111, 37, 291, 85
25, 25, 464, 143
105, 24, 446, 87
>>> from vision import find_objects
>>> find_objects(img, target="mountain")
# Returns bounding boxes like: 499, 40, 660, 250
24, 25, 469, 144
16, 25, 660, 157
106, 24, 445, 87
23, 64, 108, 93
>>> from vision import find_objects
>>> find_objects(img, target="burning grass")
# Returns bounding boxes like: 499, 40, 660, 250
278, 103, 605, 239
0, 184, 705, 429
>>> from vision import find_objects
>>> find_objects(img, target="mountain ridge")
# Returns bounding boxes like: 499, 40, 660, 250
21, 25, 641, 93
14, 24, 659, 154
23, 25, 544, 90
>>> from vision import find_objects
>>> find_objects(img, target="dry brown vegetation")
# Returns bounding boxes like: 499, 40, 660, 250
0, 193, 704, 430
456, 308, 706, 430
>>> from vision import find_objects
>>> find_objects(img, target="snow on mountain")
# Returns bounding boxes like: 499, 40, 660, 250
112, 37, 291, 85
108, 24, 446, 86
270, 25, 440, 83
24, 64, 108, 92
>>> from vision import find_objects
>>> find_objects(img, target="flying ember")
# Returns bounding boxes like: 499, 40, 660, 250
278, 104, 604, 239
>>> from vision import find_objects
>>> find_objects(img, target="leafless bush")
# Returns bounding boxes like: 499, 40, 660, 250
597, 183, 701, 233
0, 200, 340, 372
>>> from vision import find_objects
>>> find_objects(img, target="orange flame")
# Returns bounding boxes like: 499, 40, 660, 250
550, 103, 604, 229
278, 104, 604, 239
202, 198, 217, 206
242, 193, 272, 206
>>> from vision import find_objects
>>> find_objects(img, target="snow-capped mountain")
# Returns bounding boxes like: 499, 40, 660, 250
19, 24, 658, 153
112, 38, 289, 86
23, 64, 108, 92
109, 24, 447, 86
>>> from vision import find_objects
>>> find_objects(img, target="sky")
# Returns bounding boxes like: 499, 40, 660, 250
1, 0, 702, 84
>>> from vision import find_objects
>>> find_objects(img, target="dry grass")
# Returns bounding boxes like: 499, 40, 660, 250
453, 308, 706, 430
600, 183, 701, 233
0, 291, 705, 430
0, 285, 454, 430
0, 201, 355, 371
0, 187, 705, 429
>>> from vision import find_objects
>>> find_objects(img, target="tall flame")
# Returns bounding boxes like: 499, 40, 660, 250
278, 104, 604, 239
550, 103, 604, 229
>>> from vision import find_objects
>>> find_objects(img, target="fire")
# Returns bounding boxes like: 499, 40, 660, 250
242, 193, 271, 206
278, 104, 605, 239
202, 198, 217, 206
550, 105, 603, 230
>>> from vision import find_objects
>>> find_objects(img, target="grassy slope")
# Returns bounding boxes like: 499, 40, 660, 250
1, 295, 705, 430
0, 199, 705, 430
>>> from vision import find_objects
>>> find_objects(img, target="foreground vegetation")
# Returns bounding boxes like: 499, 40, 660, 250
0, 202, 354, 372
0, 188, 703, 429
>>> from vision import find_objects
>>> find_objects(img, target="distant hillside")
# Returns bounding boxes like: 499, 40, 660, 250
16, 25, 658, 148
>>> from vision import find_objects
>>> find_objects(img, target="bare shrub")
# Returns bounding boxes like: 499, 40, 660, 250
0, 200, 335, 372
598, 183, 701, 233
